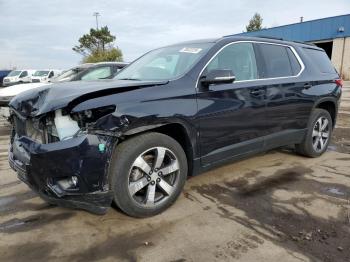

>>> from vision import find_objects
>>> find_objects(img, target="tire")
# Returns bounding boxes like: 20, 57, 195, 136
296, 109, 333, 157
109, 132, 188, 217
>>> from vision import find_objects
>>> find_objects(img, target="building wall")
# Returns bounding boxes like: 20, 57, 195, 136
332, 37, 350, 80
343, 37, 350, 80
234, 14, 350, 42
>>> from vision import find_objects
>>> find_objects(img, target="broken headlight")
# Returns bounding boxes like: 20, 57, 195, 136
72, 105, 116, 129
49, 106, 116, 141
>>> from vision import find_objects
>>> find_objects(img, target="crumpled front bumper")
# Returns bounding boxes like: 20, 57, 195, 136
9, 133, 116, 215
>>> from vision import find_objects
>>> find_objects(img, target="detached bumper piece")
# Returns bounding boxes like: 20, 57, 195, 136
9, 134, 116, 215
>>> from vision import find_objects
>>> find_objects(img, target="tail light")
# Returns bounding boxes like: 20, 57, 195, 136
335, 79, 343, 88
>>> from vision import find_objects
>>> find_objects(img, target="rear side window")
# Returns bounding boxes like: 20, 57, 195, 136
303, 48, 336, 74
257, 44, 299, 78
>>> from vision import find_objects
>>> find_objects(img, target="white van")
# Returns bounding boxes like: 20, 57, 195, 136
2, 70, 36, 86
31, 70, 62, 83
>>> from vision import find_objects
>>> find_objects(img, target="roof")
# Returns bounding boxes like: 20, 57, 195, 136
95, 62, 129, 66
233, 14, 350, 42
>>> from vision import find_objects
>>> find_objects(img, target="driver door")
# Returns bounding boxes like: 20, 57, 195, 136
196, 42, 268, 166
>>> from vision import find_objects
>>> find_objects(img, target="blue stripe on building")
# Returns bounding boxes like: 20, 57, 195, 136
233, 14, 350, 42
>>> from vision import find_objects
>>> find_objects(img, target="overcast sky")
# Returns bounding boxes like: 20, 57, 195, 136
0, 0, 348, 70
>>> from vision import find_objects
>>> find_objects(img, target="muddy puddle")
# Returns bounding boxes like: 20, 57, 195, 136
192, 165, 350, 262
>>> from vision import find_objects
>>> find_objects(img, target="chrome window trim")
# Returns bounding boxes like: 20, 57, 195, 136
196, 40, 305, 88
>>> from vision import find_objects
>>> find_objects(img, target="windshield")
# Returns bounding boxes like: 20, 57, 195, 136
33, 70, 50, 77
51, 67, 85, 82
114, 43, 213, 81
7, 70, 22, 77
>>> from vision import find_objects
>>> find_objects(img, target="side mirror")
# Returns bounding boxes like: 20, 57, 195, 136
201, 69, 235, 87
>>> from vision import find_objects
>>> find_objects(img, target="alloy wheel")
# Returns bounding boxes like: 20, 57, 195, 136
312, 116, 330, 152
127, 147, 180, 207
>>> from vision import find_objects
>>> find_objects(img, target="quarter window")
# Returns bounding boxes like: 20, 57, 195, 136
302, 48, 336, 74
257, 44, 300, 78
205, 42, 258, 81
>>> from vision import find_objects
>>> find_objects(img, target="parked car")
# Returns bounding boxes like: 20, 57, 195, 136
0, 70, 11, 87
49, 63, 95, 82
2, 70, 36, 86
31, 70, 62, 83
51, 62, 128, 83
0, 62, 128, 118
67, 62, 128, 81
8, 36, 342, 217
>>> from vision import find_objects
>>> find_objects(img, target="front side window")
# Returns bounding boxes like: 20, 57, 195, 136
115, 43, 213, 81
19, 71, 28, 78
205, 42, 258, 81
257, 44, 298, 78
81, 66, 112, 80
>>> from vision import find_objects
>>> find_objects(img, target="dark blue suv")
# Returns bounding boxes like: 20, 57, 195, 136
8, 36, 342, 217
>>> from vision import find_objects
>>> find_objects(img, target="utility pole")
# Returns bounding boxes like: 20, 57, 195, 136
93, 12, 100, 29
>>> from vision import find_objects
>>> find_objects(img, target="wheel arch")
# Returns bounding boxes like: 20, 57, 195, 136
120, 121, 196, 176
313, 98, 337, 127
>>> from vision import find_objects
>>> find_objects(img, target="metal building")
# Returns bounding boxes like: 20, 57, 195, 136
235, 14, 350, 80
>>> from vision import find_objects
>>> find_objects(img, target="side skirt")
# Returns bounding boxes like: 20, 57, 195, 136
193, 129, 307, 176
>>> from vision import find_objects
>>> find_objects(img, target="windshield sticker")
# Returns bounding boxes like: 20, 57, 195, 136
179, 47, 202, 54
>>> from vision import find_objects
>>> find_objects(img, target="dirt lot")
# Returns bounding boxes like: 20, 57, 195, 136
0, 83, 349, 262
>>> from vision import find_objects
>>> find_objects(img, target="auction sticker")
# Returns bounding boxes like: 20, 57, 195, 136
179, 47, 202, 54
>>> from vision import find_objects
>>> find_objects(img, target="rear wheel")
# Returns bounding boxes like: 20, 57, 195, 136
296, 109, 332, 157
109, 132, 188, 217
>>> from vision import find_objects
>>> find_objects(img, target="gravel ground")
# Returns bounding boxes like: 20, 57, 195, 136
0, 83, 349, 262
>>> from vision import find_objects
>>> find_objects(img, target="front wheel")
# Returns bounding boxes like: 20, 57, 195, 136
109, 132, 188, 217
296, 109, 333, 157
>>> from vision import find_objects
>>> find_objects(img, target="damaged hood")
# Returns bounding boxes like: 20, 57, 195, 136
9, 79, 168, 117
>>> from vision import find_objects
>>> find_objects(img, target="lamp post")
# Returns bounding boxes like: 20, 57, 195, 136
93, 12, 100, 29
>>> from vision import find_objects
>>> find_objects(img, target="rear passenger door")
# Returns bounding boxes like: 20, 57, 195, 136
254, 43, 310, 147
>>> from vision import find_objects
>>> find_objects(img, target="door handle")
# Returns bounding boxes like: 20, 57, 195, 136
250, 89, 265, 96
304, 83, 312, 89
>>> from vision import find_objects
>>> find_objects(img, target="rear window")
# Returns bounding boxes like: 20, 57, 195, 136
303, 48, 336, 74
257, 44, 300, 78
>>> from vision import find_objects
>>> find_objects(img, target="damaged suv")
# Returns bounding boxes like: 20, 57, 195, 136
8, 36, 342, 217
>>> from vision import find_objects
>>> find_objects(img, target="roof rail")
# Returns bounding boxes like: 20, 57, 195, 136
223, 34, 318, 47
255, 35, 284, 40
289, 40, 316, 47
222, 34, 284, 40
